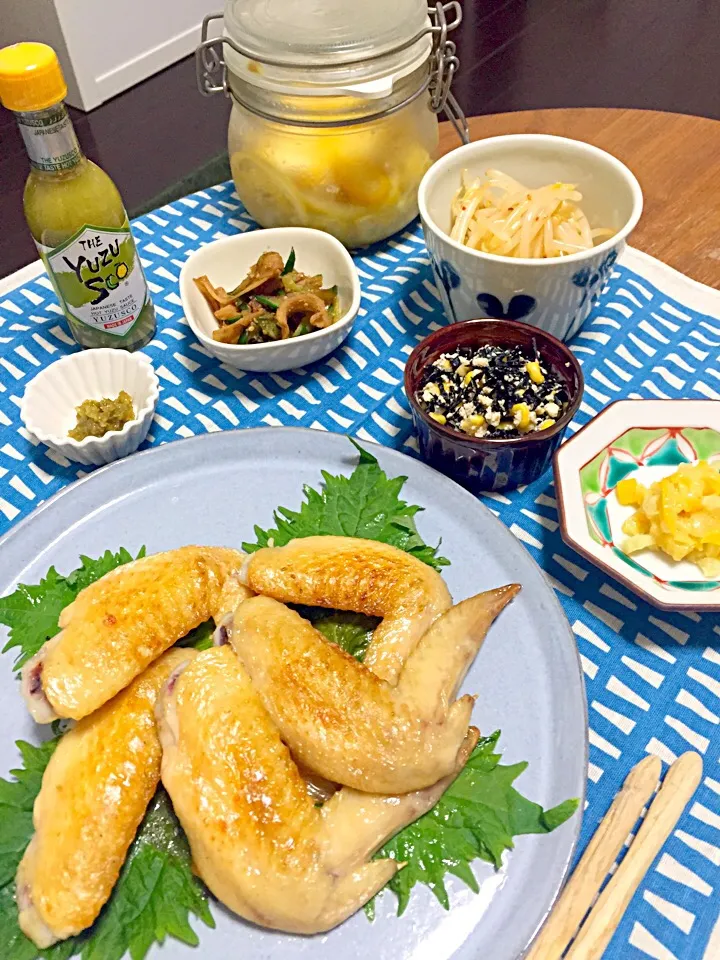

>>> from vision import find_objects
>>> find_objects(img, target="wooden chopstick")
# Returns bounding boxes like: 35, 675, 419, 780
525, 754, 662, 960
566, 751, 702, 960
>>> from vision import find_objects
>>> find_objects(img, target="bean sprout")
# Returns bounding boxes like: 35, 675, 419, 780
450, 169, 614, 258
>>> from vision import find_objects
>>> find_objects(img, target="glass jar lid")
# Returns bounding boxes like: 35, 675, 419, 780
223, 0, 433, 93
197, 2, 468, 140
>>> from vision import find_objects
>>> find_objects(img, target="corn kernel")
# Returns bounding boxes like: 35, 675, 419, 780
429, 412, 446, 425
511, 402, 530, 430
616, 477, 644, 506
461, 413, 485, 434
526, 360, 545, 384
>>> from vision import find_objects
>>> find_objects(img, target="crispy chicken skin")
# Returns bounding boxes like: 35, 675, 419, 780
16, 648, 195, 948
158, 646, 477, 934
229, 585, 519, 793
158, 646, 396, 933
21, 546, 249, 723
241, 536, 452, 685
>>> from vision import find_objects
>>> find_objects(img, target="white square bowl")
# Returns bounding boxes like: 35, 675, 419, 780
179, 227, 361, 373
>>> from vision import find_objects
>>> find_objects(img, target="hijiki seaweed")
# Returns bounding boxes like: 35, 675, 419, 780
417, 344, 569, 439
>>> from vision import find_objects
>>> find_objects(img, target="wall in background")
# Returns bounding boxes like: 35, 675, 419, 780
2, 0, 720, 277
0, 0, 214, 111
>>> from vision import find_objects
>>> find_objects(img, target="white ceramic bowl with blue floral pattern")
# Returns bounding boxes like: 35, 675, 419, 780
418, 134, 643, 341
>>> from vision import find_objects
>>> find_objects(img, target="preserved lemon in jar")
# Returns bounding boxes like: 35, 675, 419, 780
197, 0, 467, 247
228, 94, 438, 247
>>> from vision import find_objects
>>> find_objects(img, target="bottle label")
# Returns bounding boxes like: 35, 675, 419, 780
17, 105, 82, 173
38, 223, 149, 337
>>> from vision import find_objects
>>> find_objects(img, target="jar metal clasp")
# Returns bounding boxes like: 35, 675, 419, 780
195, 2, 469, 144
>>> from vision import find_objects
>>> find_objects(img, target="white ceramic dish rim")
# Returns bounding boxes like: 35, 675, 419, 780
20, 350, 160, 451
418, 133, 644, 268
553, 398, 720, 610
180, 228, 362, 355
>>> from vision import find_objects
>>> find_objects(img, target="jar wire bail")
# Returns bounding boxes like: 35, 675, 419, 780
195, 3, 469, 144
428, 2, 469, 144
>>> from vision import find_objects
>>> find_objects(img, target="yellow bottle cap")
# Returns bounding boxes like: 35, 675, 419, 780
0, 42, 67, 112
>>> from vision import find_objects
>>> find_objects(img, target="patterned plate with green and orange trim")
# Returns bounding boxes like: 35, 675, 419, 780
553, 400, 720, 609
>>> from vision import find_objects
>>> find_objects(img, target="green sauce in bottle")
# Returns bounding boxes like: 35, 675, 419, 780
0, 43, 156, 351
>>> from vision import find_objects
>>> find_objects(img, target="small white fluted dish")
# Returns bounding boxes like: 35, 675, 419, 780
179, 227, 361, 373
20, 349, 159, 466
418, 134, 643, 342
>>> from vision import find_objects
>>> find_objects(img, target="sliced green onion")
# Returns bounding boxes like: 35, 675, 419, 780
292, 320, 312, 338
282, 248, 296, 275
254, 295, 280, 310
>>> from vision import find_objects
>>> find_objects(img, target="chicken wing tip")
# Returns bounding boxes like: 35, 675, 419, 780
21, 644, 61, 724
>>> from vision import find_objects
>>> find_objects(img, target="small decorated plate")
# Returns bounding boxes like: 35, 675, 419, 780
553, 399, 720, 610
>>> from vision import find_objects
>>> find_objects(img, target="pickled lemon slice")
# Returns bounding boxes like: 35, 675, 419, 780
263, 129, 399, 210
266, 135, 336, 190
230, 153, 308, 227
229, 116, 427, 245
333, 157, 394, 208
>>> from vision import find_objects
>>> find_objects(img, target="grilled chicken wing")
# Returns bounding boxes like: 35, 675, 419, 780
229, 585, 518, 793
241, 536, 451, 684
16, 648, 195, 948
22, 546, 249, 723
317, 723, 478, 875
158, 646, 477, 934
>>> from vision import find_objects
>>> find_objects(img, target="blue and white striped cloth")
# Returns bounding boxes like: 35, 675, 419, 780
0, 183, 718, 960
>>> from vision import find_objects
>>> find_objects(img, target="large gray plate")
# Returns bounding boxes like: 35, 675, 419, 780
0, 428, 588, 960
